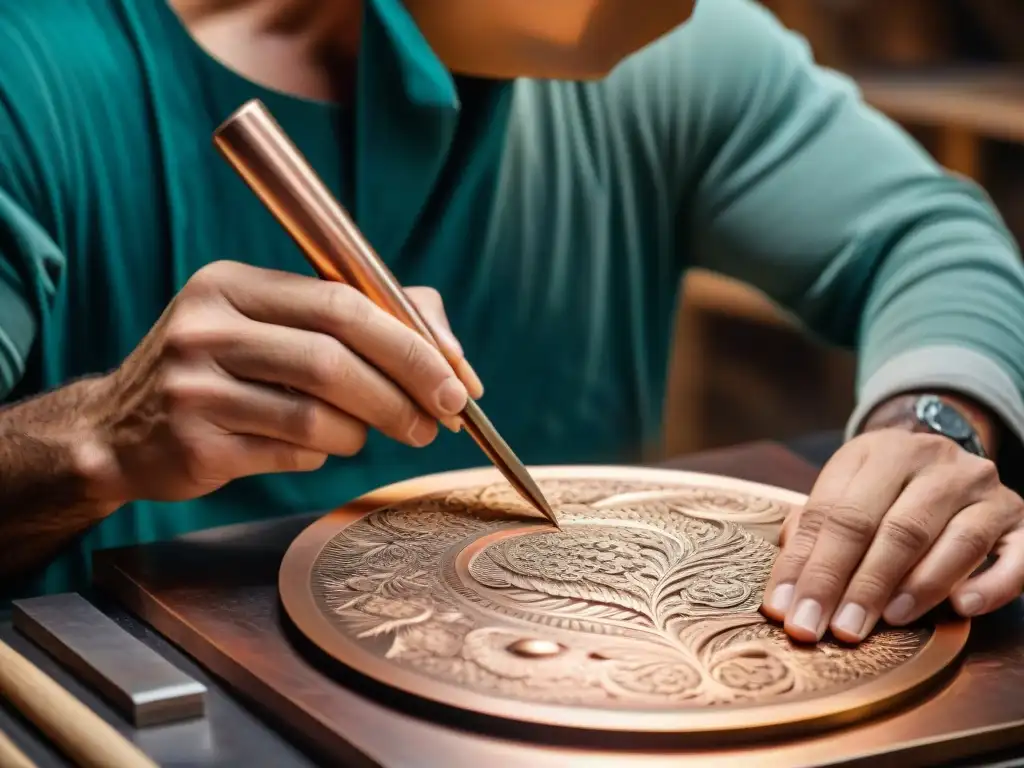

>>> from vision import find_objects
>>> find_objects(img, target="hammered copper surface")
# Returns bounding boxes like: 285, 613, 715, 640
280, 466, 968, 738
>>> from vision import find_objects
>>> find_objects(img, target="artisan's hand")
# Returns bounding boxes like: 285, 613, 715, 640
89, 261, 482, 503
761, 428, 1024, 643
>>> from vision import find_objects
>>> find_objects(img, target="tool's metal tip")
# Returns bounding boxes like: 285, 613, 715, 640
518, 476, 560, 528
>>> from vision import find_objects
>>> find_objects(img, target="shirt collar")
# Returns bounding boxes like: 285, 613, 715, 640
355, 0, 509, 261
364, 0, 460, 110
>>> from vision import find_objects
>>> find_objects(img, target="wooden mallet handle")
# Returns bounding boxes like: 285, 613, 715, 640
0, 727, 37, 768
0, 639, 157, 768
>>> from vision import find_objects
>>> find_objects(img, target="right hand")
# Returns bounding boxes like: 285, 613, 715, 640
88, 261, 483, 504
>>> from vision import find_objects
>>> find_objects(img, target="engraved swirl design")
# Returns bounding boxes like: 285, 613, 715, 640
310, 479, 930, 711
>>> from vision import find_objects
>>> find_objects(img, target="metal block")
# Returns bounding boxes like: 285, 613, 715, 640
13, 593, 206, 727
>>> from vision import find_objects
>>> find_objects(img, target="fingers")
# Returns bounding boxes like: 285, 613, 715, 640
761, 443, 871, 622
951, 526, 1024, 617
207, 266, 470, 417
884, 499, 1018, 624
228, 435, 329, 477
186, 264, 480, 444
167, 366, 369, 456
826, 479, 954, 642
406, 286, 484, 400
764, 443, 908, 643
210, 320, 441, 447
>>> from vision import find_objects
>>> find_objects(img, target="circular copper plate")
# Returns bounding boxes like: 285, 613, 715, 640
280, 466, 969, 737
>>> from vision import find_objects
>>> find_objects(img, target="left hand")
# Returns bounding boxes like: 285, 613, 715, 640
760, 428, 1024, 643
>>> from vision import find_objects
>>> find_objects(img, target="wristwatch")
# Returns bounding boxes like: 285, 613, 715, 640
912, 394, 987, 459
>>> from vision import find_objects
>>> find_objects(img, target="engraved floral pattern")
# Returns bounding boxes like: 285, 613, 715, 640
311, 479, 930, 710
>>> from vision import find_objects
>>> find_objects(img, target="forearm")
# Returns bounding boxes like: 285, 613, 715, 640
0, 376, 121, 579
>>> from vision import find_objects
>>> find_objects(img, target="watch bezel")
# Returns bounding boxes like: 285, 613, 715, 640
913, 395, 986, 458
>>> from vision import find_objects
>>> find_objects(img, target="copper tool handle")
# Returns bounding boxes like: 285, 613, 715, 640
212, 102, 442, 354
0, 639, 157, 768
212, 100, 558, 526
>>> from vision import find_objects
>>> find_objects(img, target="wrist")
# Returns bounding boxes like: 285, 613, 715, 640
74, 376, 131, 509
861, 391, 1000, 458
36, 375, 129, 511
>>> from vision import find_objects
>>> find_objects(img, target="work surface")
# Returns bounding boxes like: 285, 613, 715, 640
2, 436, 1024, 767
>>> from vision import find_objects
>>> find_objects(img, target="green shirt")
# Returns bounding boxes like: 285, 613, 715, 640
2, 0, 1024, 599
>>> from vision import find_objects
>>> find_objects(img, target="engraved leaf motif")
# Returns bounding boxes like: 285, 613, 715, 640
469, 525, 678, 626
311, 478, 932, 711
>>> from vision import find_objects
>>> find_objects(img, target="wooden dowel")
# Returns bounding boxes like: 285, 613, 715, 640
0, 728, 37, 768
0, 640, 157, 768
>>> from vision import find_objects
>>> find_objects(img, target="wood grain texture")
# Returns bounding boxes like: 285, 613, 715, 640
92, 443, 1024, 767
0, 640, 157, 768
0, 728, 37, 768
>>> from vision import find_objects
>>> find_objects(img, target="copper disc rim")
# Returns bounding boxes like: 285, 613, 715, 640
280, 465, 970, 735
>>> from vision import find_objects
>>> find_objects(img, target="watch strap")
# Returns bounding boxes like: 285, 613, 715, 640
860, 394, 988, 459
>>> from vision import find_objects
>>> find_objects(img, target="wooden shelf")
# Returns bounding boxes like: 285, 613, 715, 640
853, 68, 1024, 178
858, 69, 1024, 145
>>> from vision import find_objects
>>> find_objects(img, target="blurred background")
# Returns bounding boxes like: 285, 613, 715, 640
663, 0, 1024, 456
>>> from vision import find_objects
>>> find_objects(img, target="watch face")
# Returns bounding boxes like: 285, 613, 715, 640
918, 398, 973, 441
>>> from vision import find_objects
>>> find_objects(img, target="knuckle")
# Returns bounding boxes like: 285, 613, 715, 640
963, 455, 1000, 489
162, 312, 222, 360
188, 260, 237, 294
159, 370, 208, 412
846, 572, 897, 605
919, 432, 960, 458
797, 563, 847, 595
946, 522, 994, 563
880, 515, 933, 553
282, 399, 320, 445
795, 507, 826, 537
326, 284, 372, 331
299, 339, 345, 392
781, 529, 817, 560
817, 502, 877, 543
401, 336, 444, 384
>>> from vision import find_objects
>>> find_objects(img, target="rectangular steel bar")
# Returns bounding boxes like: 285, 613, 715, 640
12, 593, 206, 727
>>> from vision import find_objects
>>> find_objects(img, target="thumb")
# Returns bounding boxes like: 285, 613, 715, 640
406, 287, 484, 400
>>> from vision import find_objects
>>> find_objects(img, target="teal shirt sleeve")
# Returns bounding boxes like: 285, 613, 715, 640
0, 11, 68, 400
0, 190, 48, 397
675, 0, 1024, 444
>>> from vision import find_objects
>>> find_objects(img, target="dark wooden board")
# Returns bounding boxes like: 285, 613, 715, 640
93, 442, 1024, 767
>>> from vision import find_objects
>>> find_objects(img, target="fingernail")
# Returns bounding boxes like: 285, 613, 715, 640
407, 419, 437, 447
456, 359, 484, 400
440, 415, 463, 433
434, 378, 468, 416
766, 583, 794, 614
833, 602, 868, 639
956, 592, 984, 616
883, 593, 916, 625
790, 599, 823, 638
